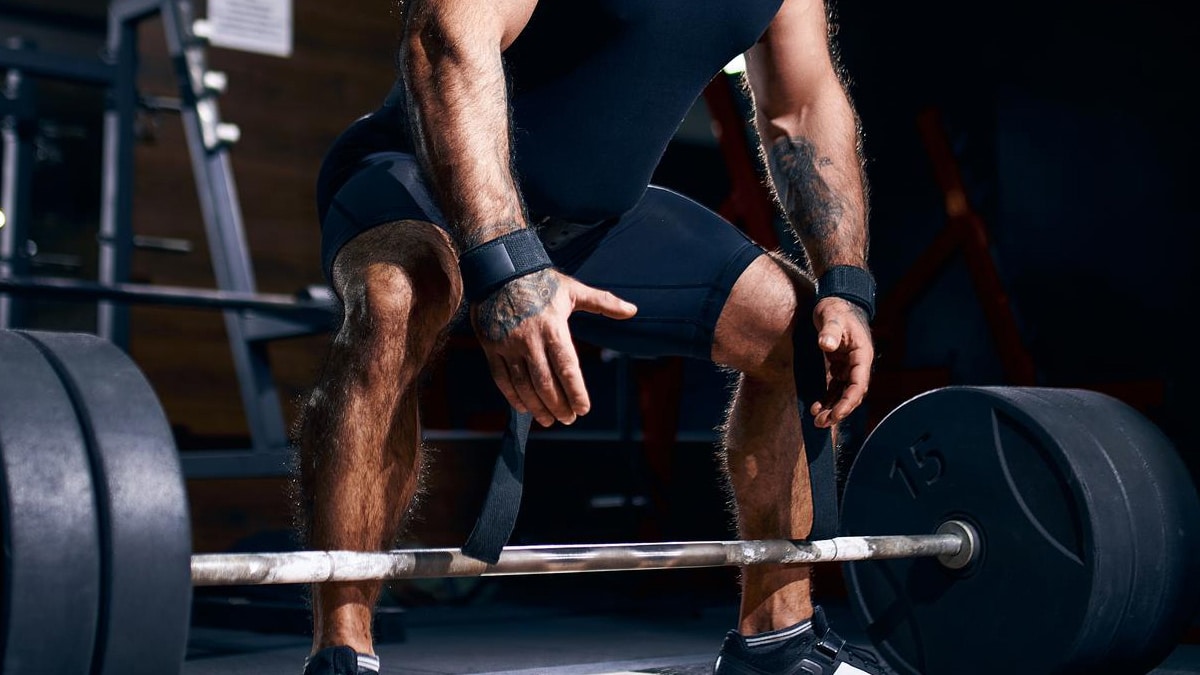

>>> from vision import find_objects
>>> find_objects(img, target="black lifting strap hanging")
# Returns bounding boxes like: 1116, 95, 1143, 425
793, 299, 841, 541
463, 294, 840, 562
462, 407, 533, 564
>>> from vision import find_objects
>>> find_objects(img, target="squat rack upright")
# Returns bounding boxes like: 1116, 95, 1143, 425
0, 0, 337, 478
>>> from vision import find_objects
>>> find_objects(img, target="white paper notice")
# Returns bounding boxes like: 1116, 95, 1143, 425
206, 0, 293, 58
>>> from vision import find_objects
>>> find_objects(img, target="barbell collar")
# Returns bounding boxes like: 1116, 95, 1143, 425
191, 532, 966, 587
936, 519, 980, 570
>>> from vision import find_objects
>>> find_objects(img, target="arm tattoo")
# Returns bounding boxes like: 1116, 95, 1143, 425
475, 269, 559, 341
768, 136, 844, 241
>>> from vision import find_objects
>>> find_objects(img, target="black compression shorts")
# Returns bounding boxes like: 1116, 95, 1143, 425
318, 152, 765, 361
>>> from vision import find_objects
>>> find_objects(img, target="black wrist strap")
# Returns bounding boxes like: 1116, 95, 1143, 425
459, 229, 554, 303
816, 265, 876, 320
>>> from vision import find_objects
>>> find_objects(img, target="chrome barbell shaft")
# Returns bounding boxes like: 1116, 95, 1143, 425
191, 530, 965, 586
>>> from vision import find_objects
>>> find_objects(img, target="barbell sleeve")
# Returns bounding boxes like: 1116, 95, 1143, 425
191, 530, 966, 586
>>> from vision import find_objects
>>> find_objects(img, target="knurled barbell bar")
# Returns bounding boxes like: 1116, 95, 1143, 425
1, 329, 1198, 675
190, 520, 974, 586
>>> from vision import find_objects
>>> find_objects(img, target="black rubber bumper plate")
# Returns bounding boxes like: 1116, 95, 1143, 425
840, 386, 1200, 675
0, 331, 101, 673
18, 331, 193, 675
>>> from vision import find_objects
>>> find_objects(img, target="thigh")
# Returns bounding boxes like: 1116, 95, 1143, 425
560, 186, 766, 360
319, 151, 449, 288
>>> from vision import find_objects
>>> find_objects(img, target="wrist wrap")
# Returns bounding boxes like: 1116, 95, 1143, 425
816, 265, 876, 320
459, 228, 554, 303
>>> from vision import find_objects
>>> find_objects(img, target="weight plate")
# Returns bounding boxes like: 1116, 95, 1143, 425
20, 331, 193, 675
839, 386, 1174, 675
1011, 387, 1200, 673
0, 330, 101, 673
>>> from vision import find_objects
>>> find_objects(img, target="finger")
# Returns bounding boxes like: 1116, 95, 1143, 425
811, 381, 842, 428
816, 318, 843, 353
826, 380, 867, 425
810, 399, 825, 419
817, 352, 873, 426
810, 394, 837, 428
546, 332, 589, 418
812, 405, 835, 429
506, 357, 554, 426
571, 282, 637, 319
524, 350, 576, 426
809, 367, 846, 427
485, 353, 527, 414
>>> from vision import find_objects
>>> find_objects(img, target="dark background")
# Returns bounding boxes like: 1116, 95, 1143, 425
1, 0, 1196, 560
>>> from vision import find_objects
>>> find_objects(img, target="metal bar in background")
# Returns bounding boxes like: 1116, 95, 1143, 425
160, 0, 290, 452
0, 46, 116, 85
96, 5, 141, 349
0, 64, 36, 330
108, 0, 167, 25
0, 275, 336, 317
192, 533, 965, 586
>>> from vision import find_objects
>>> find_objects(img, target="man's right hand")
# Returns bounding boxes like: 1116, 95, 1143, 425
471, 268, 637, 427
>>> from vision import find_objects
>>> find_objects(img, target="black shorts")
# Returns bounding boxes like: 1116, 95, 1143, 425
319, 152, 765, 361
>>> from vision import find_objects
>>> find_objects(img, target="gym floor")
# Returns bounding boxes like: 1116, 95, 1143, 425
181, 569, 1200, 675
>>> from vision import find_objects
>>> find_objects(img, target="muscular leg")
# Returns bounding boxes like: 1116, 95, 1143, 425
293, 221, 463, 656
711, 252, 815, 635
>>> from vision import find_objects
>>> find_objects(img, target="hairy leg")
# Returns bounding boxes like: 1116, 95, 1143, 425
712, 253, 815, 635
292, 221, 463, 655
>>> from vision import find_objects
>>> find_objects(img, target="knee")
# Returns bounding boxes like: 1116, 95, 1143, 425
713, 254, 811, 381
343, 264, 418, 331
333, 223, 464, 352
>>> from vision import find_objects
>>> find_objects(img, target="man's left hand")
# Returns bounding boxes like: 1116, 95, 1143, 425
809, 297, 874, 428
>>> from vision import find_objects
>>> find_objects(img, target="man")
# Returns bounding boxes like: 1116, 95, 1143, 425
295, 0, 881, 673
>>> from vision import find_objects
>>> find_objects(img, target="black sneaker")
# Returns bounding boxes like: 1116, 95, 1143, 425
713, 606, 893, 675
302, 646, 381, 675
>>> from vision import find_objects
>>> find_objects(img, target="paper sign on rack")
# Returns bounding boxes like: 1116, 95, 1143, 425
205, 0, 293, 58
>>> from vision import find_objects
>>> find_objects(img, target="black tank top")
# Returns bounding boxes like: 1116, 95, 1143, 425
321, 0, 783, 223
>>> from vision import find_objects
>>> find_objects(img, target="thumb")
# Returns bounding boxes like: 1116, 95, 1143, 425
816, 319, 842, 352
571, 282, 637, 319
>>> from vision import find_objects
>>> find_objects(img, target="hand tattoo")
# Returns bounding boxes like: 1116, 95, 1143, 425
475, 269, 559, 342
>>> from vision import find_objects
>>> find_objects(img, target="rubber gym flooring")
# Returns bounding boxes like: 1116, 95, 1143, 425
181, 569, 1200, 675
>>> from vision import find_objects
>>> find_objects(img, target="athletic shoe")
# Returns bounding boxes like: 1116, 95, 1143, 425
713, 605, 893, 674
301, 645, 381, 674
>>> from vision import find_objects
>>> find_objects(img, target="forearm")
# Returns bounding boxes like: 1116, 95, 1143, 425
403, 6, 527, 249
760, 79, 869, 277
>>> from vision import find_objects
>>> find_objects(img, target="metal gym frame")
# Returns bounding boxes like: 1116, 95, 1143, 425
0, 0, 667, 487
0, 0, 338, 478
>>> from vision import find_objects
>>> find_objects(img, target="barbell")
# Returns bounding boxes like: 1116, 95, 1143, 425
1, 329, 1198, 675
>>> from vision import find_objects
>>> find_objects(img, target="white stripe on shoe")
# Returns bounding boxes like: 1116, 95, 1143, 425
356, 653, 381, 672
832, 663, 871, 675
742, 619, 814, 648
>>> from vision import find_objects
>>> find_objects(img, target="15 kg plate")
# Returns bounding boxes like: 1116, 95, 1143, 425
840, 386, 1200, 675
